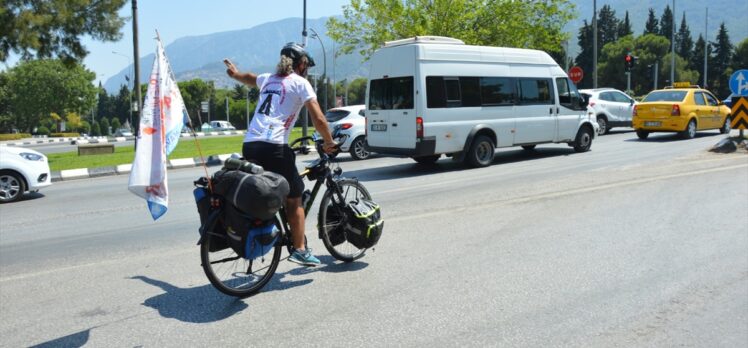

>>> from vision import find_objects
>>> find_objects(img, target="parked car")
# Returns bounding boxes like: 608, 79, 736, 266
0, 146, 52, 203
632, 84, 731, 140
579, 88, 636, 135
209, 120, 236, 131
314, 104, 371, 160
114, 128, 133, 137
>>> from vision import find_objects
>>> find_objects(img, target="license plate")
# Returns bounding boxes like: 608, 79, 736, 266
371, 124, 387, 131
644, 121, 661, 127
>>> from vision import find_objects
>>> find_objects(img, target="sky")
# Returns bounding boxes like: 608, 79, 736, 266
5, 0, 350, 85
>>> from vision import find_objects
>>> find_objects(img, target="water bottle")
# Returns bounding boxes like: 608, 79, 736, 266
301, 189, 312, 208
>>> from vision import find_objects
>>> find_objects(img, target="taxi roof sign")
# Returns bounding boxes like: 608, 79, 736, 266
672, 82, 696, 88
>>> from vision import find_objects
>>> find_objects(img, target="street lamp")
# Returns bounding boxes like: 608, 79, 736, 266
308, 27, 327, 111
112, 51, 134, 127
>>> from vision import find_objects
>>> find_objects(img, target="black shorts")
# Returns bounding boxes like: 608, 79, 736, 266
242, 141, 304, 198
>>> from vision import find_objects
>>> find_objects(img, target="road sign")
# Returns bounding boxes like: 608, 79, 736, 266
201, 101, 209, 113
569, 66, 583, 84
729, 69, 748, 96
731, 96, 748, 130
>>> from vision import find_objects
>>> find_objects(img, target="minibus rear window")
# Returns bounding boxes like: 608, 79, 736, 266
369, 77, 414, 110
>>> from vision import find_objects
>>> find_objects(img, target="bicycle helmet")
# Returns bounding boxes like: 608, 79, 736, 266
280, 42, 316, 68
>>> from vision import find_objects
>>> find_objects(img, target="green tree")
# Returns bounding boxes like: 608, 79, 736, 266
231, 84, 248, 100
710, 23, 733, 97
178, 79, 215, 127
643, 9, 659, 35
0, 0, 128, 64
597, 5, 620, 48
345, 78, 368, 105
618, 11, 632, 38
575, 20, 594, 88
659, 5, 674, 39
112, 84, 132, 126
96, 84, 114, 121
690, 35, 711, 86
91, 121, 101, 136
732, 38, 748, 72
676, 13, 693, 60
99, 117, 110, 135
326, 0, 574, 59
0, 71, 12, 132
111, 117, 121, 133
5, 59, 96, 132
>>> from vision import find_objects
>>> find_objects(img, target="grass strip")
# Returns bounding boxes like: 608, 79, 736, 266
48, 128, 307, 171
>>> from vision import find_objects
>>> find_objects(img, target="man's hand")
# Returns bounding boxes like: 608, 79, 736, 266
224, 58, 238, 78
323, 141, 338, 154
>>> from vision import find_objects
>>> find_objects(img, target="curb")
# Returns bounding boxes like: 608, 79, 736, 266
50, 153, 240, 182
1, 130, 246, 146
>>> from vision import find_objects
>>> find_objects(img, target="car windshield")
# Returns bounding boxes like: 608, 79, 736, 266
642, 90, 687, 102
325, 110, 350, 122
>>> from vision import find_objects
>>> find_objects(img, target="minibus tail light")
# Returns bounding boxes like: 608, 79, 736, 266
416, 117, 424, 138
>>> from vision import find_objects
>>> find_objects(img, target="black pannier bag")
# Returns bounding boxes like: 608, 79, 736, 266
193, 186, 229, 252
223, 203, 278, 259
212, 168, 290, 221
343, 199, 383, 249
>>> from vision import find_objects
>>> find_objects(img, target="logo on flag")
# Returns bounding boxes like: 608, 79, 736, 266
128, 36, 188, 220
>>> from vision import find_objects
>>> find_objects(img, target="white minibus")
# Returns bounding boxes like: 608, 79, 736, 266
365, 36, 597, 167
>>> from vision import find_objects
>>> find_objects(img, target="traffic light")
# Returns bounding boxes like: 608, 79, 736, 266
625, 54, 633, 71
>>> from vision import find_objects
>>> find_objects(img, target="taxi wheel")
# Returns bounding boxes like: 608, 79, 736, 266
636, 130, 649, 140
680, 119, 697, 139
719, 117, 731, 134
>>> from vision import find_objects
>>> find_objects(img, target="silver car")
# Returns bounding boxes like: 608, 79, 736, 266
317, 105, 371, 160
580, 88, 636, 135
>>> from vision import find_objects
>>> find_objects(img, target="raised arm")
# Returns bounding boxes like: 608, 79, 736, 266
224, 58, 257, 87
305, 98, 337, 154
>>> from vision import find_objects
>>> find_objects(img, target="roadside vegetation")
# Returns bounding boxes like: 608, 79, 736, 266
47, 129, 306, 171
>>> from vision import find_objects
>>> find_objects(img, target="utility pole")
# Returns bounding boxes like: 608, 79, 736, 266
593, 0, 598, 88
225, 96, 229, 122
671, 0, 676, 85
703, 7, 708, 88
132, 0, 141, 140
302, 0, 308, 141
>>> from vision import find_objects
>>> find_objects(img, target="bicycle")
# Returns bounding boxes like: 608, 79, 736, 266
194, 134, 375, 297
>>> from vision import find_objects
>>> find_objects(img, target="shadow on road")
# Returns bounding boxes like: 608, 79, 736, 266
30, 328, 92, 348
624, 131, 722, 143
344, 147, 577, 182
130, 275, 249, 323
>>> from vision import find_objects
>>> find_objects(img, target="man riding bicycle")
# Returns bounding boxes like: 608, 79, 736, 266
224, 42, 336, 266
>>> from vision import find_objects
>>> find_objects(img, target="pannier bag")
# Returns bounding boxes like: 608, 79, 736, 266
212, 168, 290, 220
343, 199, 383, 249
193, 186, 229, 252
224, 204, 278, 259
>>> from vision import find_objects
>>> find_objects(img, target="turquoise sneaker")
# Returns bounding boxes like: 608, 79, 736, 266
288, 248, 321, 266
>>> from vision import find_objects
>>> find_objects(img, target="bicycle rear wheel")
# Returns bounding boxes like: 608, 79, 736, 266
201, 216, 283, 297
318, 179, 371, 262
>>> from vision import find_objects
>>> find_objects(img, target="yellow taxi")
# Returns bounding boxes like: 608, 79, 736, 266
632, 83, 731, 139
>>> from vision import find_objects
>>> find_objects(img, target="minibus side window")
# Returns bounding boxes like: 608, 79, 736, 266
445, 77, 461, 106
460, 77, 481, 107
480, 77, 515, 105
519, 78, 553, 105
556, 77, 571, 106
426, 76, 446, 108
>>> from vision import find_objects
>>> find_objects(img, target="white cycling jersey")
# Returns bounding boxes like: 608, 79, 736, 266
244, 72, 316, 144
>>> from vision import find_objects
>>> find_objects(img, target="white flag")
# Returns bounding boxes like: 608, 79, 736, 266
128, 37, 187, 220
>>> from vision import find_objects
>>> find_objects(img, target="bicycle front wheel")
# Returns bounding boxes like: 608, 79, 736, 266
200, 216, 283, 297
318, 179, 371, 262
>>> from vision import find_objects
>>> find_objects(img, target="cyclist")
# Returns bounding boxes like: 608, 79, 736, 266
224, 42, 336, 266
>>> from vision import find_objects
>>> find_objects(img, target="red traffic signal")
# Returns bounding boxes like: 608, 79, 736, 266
624, 54, 636, 71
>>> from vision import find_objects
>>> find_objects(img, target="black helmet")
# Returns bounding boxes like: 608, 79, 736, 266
280, 42, 316, 68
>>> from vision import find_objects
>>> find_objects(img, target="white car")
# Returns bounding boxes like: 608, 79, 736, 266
209, 121, 236, 131
580, 88, 637, 135
0, 146, 52, 203
317, 105, 371, 160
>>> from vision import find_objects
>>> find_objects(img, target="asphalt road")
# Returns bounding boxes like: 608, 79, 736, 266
1, 129, 746, 347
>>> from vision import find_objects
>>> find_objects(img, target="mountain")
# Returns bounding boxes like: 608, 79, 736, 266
106, 3, 746, 92
104, 17, 369, 93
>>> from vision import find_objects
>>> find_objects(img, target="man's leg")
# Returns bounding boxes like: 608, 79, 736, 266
286, 197, 306, 250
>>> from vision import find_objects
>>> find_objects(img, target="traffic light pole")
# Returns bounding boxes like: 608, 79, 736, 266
626, 72, 631, 93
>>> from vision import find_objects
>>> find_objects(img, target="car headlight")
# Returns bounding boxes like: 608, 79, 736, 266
19, 152, 44, 161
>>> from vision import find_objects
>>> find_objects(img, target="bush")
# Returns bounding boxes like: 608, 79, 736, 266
91, 122, 101, 136
111, 118, 121, 132
100, 118, 110, 135
0, 133, 31, 141
50, 132, 81, 138
36, 126, 50, 136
